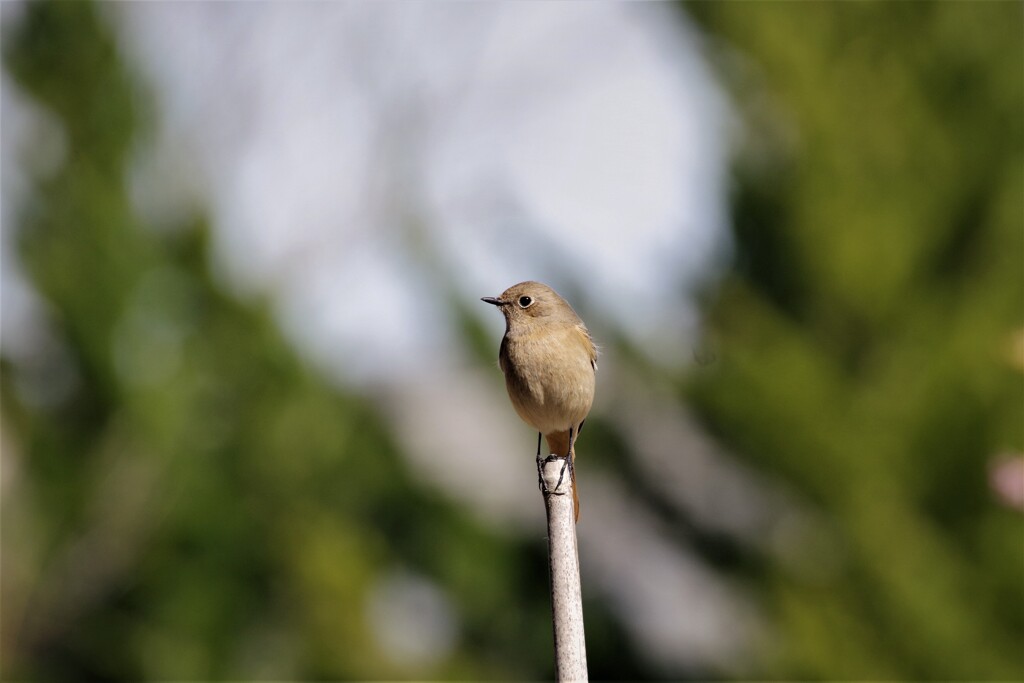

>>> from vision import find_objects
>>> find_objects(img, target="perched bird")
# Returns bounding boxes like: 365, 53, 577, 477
482, 281, 597, 521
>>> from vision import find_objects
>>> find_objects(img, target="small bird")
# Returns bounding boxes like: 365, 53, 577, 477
482, 281, 597, 521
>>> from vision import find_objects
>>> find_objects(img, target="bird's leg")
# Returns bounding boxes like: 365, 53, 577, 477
538, 428, 574, 496
535, 433, 545, 491
552, 424, 575, 492
541, 426, 574, 495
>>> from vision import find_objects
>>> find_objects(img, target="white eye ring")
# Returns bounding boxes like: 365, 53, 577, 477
518, 295, 533, 308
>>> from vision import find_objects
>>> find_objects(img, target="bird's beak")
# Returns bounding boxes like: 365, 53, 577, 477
481, 296, 504, 306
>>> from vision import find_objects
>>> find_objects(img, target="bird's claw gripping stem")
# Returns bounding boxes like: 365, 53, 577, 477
537, 452, 573, 496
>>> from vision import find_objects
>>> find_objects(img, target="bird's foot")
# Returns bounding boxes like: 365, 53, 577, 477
536, 452, 572, 495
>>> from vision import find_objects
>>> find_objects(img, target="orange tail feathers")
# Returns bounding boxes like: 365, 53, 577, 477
571, 464, 580, 522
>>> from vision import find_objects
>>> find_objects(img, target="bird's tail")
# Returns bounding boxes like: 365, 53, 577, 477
571, 455, 580, 523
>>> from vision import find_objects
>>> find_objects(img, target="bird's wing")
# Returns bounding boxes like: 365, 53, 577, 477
575, 324, 599, 372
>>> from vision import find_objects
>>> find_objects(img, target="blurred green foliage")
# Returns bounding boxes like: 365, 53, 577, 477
1, 2, 653, 679
687, 1, 1023, 679
2, 0, 1022, 681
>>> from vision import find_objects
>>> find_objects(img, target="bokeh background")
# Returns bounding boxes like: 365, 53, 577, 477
2, 1, 1022, 680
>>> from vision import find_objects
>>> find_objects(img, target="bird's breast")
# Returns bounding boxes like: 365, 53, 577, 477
499, 325, 596, 434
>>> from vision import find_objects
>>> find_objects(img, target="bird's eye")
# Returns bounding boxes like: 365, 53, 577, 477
518, 296, 533, 308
